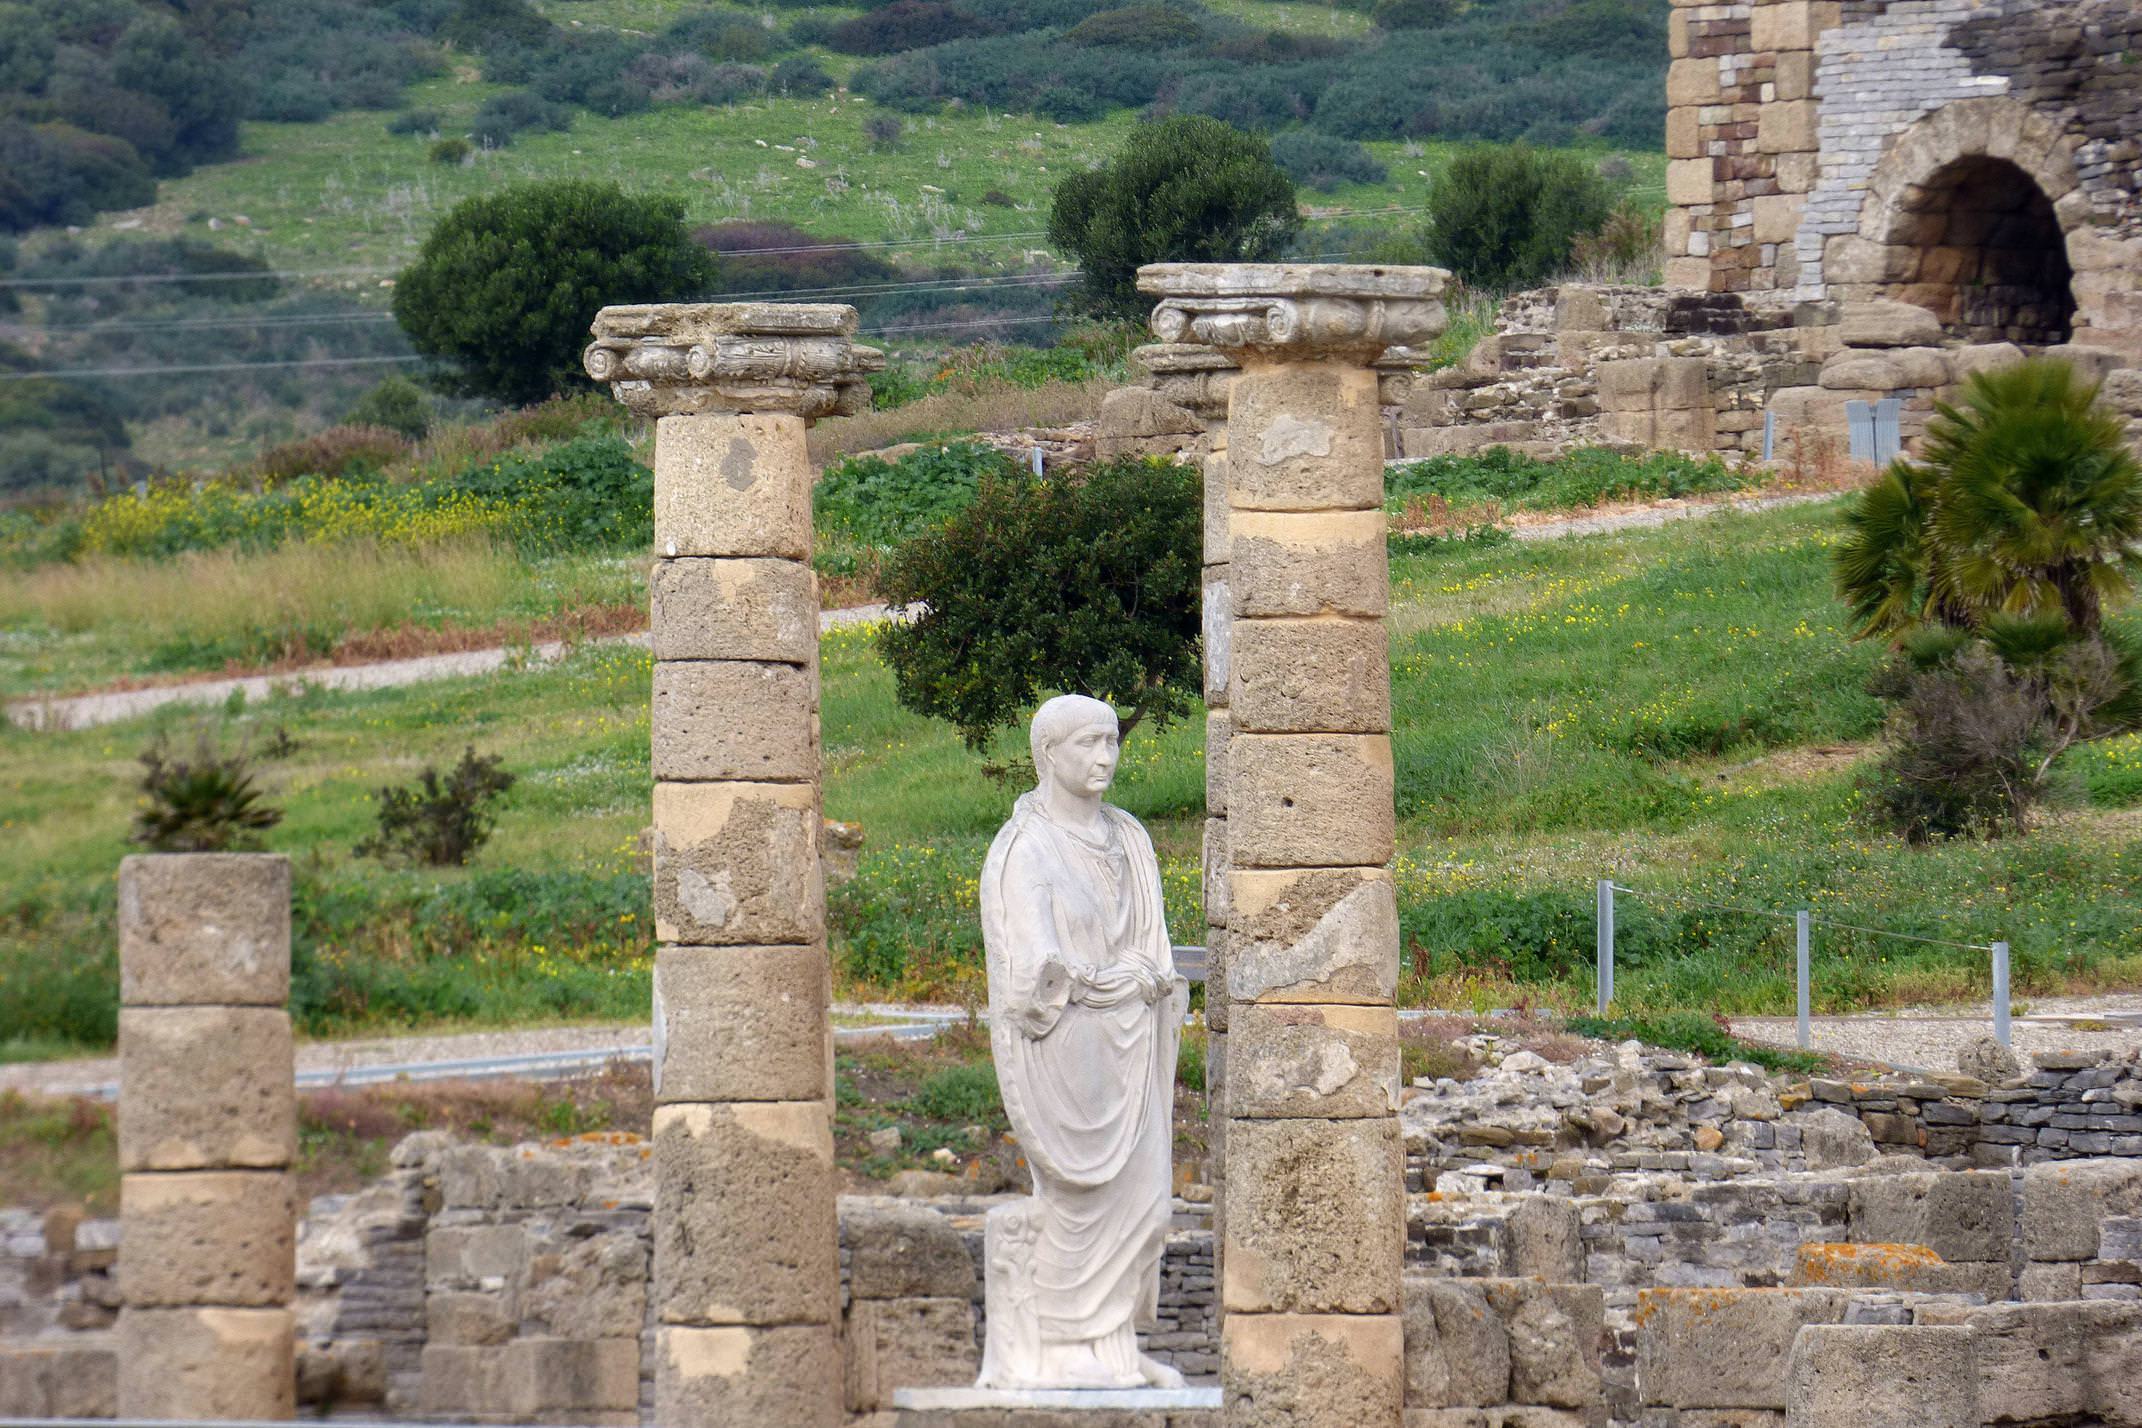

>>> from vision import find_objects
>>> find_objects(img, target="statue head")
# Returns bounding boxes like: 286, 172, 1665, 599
1030, 694, 1121, 798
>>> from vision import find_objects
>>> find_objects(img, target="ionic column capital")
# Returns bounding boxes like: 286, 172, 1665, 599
584, 302, 885, 420
1137, 263, 1450, 364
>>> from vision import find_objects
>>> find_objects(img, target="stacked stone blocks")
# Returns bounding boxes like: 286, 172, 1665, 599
586, 302, 881, 1428
116, 852, 298, 1420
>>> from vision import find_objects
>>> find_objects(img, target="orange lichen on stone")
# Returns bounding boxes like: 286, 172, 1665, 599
1632, 1286, 1779, 1326
1790, 1241, 1945, 1287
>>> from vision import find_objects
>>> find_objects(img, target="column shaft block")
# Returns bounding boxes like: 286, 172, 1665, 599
651, 557, 818, 663
1207, 708, 1232, 815
1229, 734, 1395, 867
1231, 510, 1389, 618
1228, 866, 1399, 1005
116, 1305, 295, 1421
653, 1101, 837, 1326
118, 853, 290, 1007
652, 781, 824, 944
1223, 1116, 1405, 1315
1227, 363, 1385, 511
119, 1007, 295, 1171
654, 945, 831, 1104
1221, 1311, 1404, 1428
119, 1170, 296, 1307
654, 412, 812, 558
1228, 1004, 1399, 1119
1231, 616, 1391, 734
657, 1323, 841, 1428
651, 661, 818, 782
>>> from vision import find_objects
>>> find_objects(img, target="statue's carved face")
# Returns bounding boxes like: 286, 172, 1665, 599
1043, 719, 1120, 797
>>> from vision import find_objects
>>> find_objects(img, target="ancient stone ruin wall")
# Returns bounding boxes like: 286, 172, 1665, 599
1666, 0, 2142, 359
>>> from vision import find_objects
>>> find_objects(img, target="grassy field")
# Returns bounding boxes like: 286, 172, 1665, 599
4, 496, 2138, 1056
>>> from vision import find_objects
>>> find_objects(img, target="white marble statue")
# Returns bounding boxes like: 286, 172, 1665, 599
975, 695, 1189, 1391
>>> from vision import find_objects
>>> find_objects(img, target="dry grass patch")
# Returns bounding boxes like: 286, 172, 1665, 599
808, 378, 1108, 462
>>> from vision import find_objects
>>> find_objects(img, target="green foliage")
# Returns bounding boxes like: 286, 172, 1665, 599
1048, 115, 1298, 321
257, 425, 410, 484
471, 90, 574, 147
429, 136, 470, 164
392, 180, 717, 404
345, 376, 434, 440
132, 731, 283, 852
1566, 1012, 1826, 1075
877, 456, 1202, 754
1422, 143, 1615, 290
1176, 1025, 1207, 1091
1372, 0, 1459, 28
829, 1, 998, 55
1062, 5, 1205, 46
1386, 446, 1753, 514
815, 442, 1012, 550
909, 1062, 1004, 1122
357, 747, 517, 867
771, 55, 834, 95
1835, 360, 2142, 838
1268, 129, 1387, 191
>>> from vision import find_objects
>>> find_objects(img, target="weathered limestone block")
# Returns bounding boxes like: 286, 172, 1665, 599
1505, 1197, 1583, 1283
1950, 343, 2026, 382
1822, 238, 1914, 287
1665, 59, 1721, 108
118, 853, 289, 1007
1784, 1325, 1975, 1428
1223, 1312, 1404, 1428
1491, 1282, 1604, 1410
1231, 617, 1392, 734
1787, 1243, 2005, 1298
1204, 446, 1232, 562
1229, 734, 1395, 868
1911, 1300, 2142, 1426
118, 1007, 295, 1171
1229, 1004, 1400, 1119
844, 1297, 979, 1411
845, 1202, 977, 1301
417, 1343, 503, 1417
653, 1102, 837, 1325
651, 781, 823, 945
1205, 566, 1233, 707
656, 1323, 842, 1428
1818, 353, 1905, 391
1749, 1, 1840, 52
2023, 1158, 2142, 1261
1228, 866, 1398, 1005
1203, 816, 1232, 930
652, 412, 813, 559
504, 1337, 642, 1416
1846, 1170, 2009, 1263
650, 661, 818, 782
425, 1290, 515, 1347
117, 1305, 296, 1420
1225, 363, 1386, 512
1231, 510, 1389, 619
1224, 1117, 1404, 1314
1095, 387, 1202, 460
1403, 1278, 1509, 1408
1636, 1288, 1851, 1410
1665, 159, 1716, 207
650, 557, 817, 664
1886, 347, 1952, 389
654, 945, 830, 1104
1837, 300, 1945, 350
1208, 709, 1232, 816
1756, 100, 1819, 155
426, 1221, 530, 1287
119, 1170, 296, 1307
0, 1338, 118, 1418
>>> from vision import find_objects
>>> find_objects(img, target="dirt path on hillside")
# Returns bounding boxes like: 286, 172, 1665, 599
5, 604, 892, 733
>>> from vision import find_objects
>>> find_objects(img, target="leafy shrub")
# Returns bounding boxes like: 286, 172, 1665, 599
1062, 5, 1203, 46
1268, 129, 1386, 191
1373, 0, 1458, 28
387, 108, 441, 136
909, 1062, 1003, 1122
663, 10, 778, 61
1862, 642, 2055, 841
345, 375, 434, 440
441, 0, 554, 52
1569, 202, 1660, 283
866, 114, 904, 149
983, 188, 1015, 206
1048, 115, 1298, 321
1386, 446, 1752, 514
471, 89, 573, 146
877, 456, 1201, 756
393, 180, 717, 404
771, 55, 833, 95
691, 62, 769, 104
133, 731, 283, 852
1422, 143, 1615, 290
816, 441, 1012, 549
429, 136, 470, 164
357, 747, 517, 867
257, 424, 411, 484
827, 1, 996, 55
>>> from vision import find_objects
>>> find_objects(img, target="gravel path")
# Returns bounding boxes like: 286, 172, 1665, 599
5, 604, 893, 733
1503, 489, 1841, 541
1732, 994, 2142, 1073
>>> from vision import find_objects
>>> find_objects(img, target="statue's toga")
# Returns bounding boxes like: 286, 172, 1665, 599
976, 694, 1188, 1391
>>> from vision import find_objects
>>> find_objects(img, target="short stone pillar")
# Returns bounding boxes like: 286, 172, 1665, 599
116, 852, 297, 1420
584, 302, 881, 1428
1138, 263, 1446, 1428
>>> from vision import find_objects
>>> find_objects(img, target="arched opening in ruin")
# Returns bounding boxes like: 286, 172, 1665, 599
1886, 155, 2075, 346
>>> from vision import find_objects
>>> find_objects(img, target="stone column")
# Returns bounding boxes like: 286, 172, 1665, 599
584, 302, 880, 1428
1138, 264, 1445, 1428
116, 853, 297, 1421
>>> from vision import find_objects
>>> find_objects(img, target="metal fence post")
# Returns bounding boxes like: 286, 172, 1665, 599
1596, 879, 1615, 1015
1796, 910, 1811, 1052
1992, 941, 2011, 1048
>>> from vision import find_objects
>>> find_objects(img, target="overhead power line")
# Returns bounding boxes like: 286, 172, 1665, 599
0, 354, 422, 382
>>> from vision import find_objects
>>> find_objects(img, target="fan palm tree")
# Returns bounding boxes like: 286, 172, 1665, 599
1835, 359, 2142, 640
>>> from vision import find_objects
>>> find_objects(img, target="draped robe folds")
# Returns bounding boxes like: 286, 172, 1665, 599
978, 793, 1186, 1387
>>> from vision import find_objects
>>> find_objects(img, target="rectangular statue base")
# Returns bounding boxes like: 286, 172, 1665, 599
891, 1385, 1221, 1428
